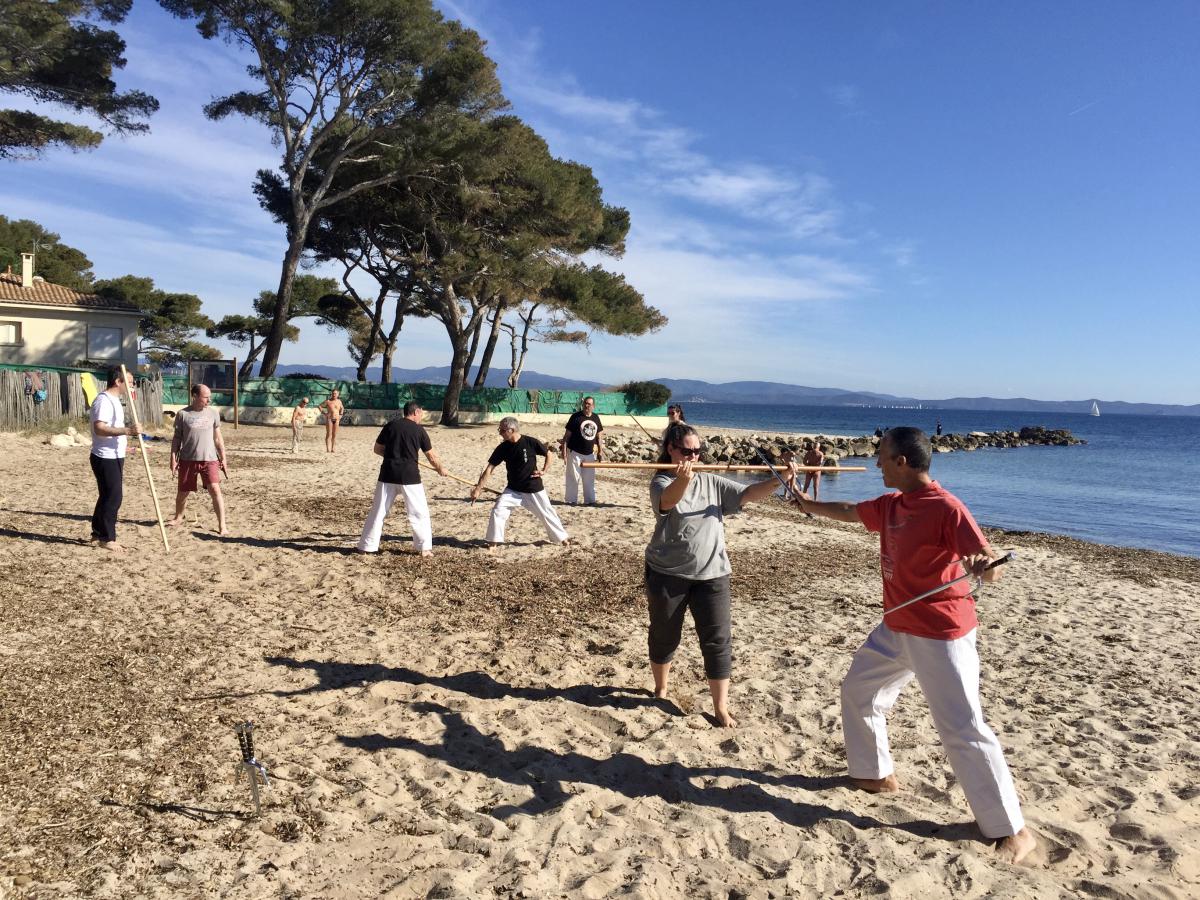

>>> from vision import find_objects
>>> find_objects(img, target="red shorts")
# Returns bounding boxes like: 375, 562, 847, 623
179, 460, 222, 492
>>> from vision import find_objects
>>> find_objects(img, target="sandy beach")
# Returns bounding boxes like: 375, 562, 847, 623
2, 421, 1199, 899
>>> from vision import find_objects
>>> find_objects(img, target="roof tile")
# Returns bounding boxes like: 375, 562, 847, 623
0, 272, 141, 312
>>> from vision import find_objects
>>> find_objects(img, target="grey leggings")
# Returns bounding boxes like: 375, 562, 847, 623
644, 566, 732, 680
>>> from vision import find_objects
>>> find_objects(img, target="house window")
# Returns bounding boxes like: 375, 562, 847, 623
87, 325, 123, 359
0, 321, 20, 345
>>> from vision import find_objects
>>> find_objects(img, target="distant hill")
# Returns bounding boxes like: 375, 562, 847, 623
268, 365, 1199, 416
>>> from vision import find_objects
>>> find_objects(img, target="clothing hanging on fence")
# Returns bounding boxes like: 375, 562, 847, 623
31, 371, 46, 404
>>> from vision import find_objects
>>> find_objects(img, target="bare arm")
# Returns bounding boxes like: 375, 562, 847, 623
470, 463, 497, 501
424, 448, 449, 476
657, 461, 695, 511
795, 494, 862, 524
965, 548, 1003, 583
373, 442, 386, 458
214, 422, 227, 472
595, 429, 604, 461
740, 477, 784, 505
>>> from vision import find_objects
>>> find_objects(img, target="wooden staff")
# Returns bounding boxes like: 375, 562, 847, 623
419, 460, 501, 495
582, 462, 864, 472
120, 364, 170, 551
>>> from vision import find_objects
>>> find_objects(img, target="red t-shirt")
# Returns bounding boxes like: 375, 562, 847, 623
856, 481, 988, 640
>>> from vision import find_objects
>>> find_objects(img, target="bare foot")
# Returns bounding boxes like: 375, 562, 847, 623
713, 709, 737, 728
850, 774, 901, 793
653, 687, 669, 700
100, 541, 126, 554
166, 517, 185, 528
419, 550, 433, 558
995, 827, 1038, 865
217, 528, 229, 536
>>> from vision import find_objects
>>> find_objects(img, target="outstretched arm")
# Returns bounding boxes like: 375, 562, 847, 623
794, 494, 862, 524
470, 464, 497, 501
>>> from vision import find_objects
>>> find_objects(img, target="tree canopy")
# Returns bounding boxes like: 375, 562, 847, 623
0, 0, 158, 159
93, 275, 219, 367
160, 0, 507, 376
0, 216, 95, 291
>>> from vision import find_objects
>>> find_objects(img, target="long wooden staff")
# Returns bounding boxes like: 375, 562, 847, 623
582, 462, 864, 472
120, 364, 170, 551
628, 413, 659, 443
419, 460, 501, 495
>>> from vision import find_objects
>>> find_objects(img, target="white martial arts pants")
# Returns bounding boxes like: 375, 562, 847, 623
841, 623, 1025, 839
357, 481, 433, 552
564, 450, 597, 504
486, 487, 570, 544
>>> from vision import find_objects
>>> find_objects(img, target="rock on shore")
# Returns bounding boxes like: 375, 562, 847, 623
600, 426, 1084, 465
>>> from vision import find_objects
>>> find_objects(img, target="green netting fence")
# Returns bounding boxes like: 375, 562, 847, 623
161, 375, 666, 415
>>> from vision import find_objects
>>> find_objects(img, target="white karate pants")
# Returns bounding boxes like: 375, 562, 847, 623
486, 488, 569, 544
357, 481, 433, 552
564, 450, 597, 504
841, 623, 1025, 839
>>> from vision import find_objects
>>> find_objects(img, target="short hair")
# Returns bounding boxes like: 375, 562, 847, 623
658, 422, 699, 464
499, 416, 519, 432
105, 367, 123, 387
190, 382, 205, 396
582, 396, 595, 405
883, 426, 932, 472
403, 400, 422, 416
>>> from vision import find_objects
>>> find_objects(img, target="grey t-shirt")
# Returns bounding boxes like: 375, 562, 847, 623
646, 472, 746, 580
173, 407, 221, 461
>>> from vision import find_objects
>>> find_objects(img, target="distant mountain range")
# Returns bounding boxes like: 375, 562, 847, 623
271, 365, 1199, 417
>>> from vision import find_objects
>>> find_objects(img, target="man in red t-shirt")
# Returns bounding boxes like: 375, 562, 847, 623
794, 427, 1036, 865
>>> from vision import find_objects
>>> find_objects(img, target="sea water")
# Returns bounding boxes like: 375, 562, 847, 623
680, 403, 1200, 558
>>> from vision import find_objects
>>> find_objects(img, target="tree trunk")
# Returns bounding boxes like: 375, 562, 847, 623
442, 331, 470, 425
359, 285, 389, 382
474, 302, 506, 387
380, 299, 406, 385
462, 313, 485, 386
238, 338, 259, 379
507, 305, 537, 388
258, 231, 308, 376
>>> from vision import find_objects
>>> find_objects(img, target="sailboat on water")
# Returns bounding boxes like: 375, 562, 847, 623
1091, 401, 1100, 416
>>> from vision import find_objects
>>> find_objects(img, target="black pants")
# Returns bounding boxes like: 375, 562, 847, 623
645, 566, 732, 680
90, 454, 124, 542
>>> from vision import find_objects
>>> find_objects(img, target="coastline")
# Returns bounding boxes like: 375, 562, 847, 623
2, 423, 1197, 897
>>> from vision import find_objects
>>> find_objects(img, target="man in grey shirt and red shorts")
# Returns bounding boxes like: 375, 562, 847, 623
168, 383, 229, 534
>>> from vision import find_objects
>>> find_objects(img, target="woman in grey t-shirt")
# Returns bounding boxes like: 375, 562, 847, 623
646, 423, 782, 727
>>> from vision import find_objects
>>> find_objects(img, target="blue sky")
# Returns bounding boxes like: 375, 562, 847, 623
3, 2, 1198, 404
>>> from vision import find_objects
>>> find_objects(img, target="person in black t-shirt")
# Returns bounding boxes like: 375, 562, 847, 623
561, 395, 605, 505
356, 401, 449, 555
470, 416, 571, 549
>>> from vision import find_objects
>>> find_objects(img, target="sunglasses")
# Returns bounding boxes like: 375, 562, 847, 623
675, 444, 703, 457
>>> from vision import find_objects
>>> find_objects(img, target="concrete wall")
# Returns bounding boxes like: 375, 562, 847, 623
0, 304, 140, 371
166, 403, 668, 431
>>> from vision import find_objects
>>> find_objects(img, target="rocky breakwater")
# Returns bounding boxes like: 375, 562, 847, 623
600, 425, 1083, 466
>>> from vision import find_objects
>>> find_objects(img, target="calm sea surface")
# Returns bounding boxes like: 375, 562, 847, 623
680, 403, 1200, 558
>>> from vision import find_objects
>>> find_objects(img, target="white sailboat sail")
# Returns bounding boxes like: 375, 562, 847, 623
1091, 401, 1100, 416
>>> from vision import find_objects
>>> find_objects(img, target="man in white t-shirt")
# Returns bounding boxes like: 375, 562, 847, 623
89, 367, 139, 553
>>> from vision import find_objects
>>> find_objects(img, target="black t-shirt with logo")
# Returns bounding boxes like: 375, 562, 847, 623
489, 435, 548, 493
376, 417, 431, 485
565, 411, 604, 455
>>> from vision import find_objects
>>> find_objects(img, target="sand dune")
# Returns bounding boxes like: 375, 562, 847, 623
2, 422, 1198, 898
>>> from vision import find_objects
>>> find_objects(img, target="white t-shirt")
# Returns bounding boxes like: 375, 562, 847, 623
90, 392, 127, 459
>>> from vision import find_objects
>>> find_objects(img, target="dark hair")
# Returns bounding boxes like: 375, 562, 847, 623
668, 403, 685, 421
658, 422, 699, 463
105, 367, 123, 387
190, 382, 204, 396
403, 400, 423, 416
883, 426, 932, 472
582, 395, 595, 405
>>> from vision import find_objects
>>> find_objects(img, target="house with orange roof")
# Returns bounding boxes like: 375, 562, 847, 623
0, 253, 140, 371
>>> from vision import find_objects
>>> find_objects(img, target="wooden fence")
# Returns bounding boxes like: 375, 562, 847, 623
0, 369, 163, 431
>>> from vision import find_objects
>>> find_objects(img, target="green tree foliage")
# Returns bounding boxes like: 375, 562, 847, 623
160, 0, 507, 377
616, 381, 671, 409
0, 0, 158, 159
93, 275, 218, 367
0, 215, 94, 290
